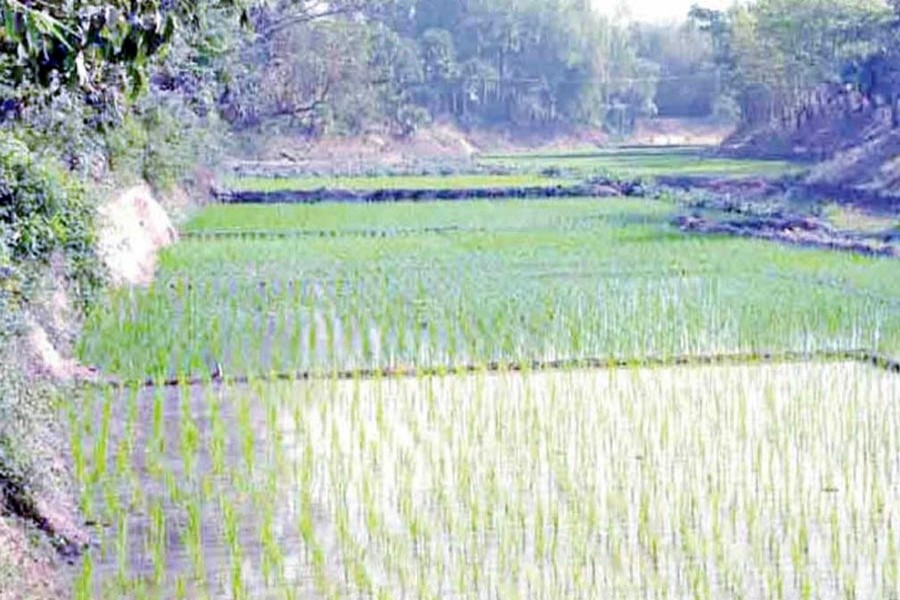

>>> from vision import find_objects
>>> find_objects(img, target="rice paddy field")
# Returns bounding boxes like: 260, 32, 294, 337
222, 148, 802, 194
73, 189, 900, 598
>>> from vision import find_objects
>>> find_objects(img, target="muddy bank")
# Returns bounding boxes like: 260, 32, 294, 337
657, 174, 793, 199
659, 174, 900, 216
801, 181, 900, 215
216, 180, 647, 204
675, 214, 899, 258
0, 182, 183, 599
106, 348, 898, 390
657, 173, 900, 257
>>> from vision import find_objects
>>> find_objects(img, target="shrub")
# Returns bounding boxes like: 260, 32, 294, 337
105, 90, 228, 193
0, 234, 22, 339
0, 133, 104, 312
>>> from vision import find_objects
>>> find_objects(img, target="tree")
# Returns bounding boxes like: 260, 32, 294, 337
0, 1, 246, 102
632, 21, 719, 118
691, 0, 890, 127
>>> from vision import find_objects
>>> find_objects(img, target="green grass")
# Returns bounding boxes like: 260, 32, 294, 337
822, 202, 899, 234
223, 172, 572, 193
79, 198, 900, 381
223, 148, 803, 195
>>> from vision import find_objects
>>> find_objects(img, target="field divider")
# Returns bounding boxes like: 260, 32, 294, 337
91, 348, 899, 390
675, 215, 899, 259
214, 180, 646, 204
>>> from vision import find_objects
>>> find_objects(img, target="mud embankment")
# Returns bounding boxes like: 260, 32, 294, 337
215, 180, 647, 204
1, 183, 181, 599
658, 174, 899, 258
675, 214, 899, 258
111, 348, 899, 391
661, 174, 900, 215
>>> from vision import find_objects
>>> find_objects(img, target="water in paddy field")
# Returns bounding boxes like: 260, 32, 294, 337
73, 362, 900, 599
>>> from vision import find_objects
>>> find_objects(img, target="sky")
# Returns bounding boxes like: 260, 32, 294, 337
592, 0, 738, 23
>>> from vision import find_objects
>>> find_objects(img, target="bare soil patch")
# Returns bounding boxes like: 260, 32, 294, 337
97, 184, 179, 287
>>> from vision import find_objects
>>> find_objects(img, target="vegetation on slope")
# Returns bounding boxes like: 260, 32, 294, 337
697, 0, 900, 197
0, 2, 245, 594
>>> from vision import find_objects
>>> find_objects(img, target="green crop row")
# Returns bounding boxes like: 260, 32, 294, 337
476, 149, 803, 179
72, 363, 900, 598
79, 199, 900, 382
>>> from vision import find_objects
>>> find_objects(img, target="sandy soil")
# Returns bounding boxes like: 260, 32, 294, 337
97, 184, 179, 287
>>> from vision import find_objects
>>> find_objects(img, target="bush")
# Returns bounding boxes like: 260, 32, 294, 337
105, 90, 228, 193
0, 235, 22, 339
0, 133, 104, 313
395, 105, 432, 137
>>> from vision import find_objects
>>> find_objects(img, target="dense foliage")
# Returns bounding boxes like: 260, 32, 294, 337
691, 0, 900, 129
215, 0, 900, 136
222, 1, 680, 135
0, 133, 102, 317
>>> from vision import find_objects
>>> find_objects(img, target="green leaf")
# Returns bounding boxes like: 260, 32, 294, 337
162, 13, 177, 41
4, 10, 16, 41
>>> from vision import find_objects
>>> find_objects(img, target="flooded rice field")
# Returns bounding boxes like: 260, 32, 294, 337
72, 361, 900, 599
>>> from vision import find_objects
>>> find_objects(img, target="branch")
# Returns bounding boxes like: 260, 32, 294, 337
261, 2, 366, 37
269, 78, 332, 119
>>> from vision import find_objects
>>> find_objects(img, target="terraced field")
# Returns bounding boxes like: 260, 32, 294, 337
74, 187, 900, 598
81, 199, 899, 381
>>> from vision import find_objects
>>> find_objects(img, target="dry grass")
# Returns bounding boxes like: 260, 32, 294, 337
823, 203, 898, 233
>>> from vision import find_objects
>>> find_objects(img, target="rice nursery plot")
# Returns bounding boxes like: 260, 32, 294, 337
73, 362, 900, 598
182, 199, 643, 235
477, 147, 803, 179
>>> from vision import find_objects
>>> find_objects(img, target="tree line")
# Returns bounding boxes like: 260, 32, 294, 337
1, 0, 899, 176
0, 1, 735, 138
691, 0, 900, 130
223, 0, 680, 136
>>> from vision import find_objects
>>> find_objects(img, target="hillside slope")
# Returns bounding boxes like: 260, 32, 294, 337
806, 129, 900, 205
721, 87, 891, 161
721, 86, 900, 206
